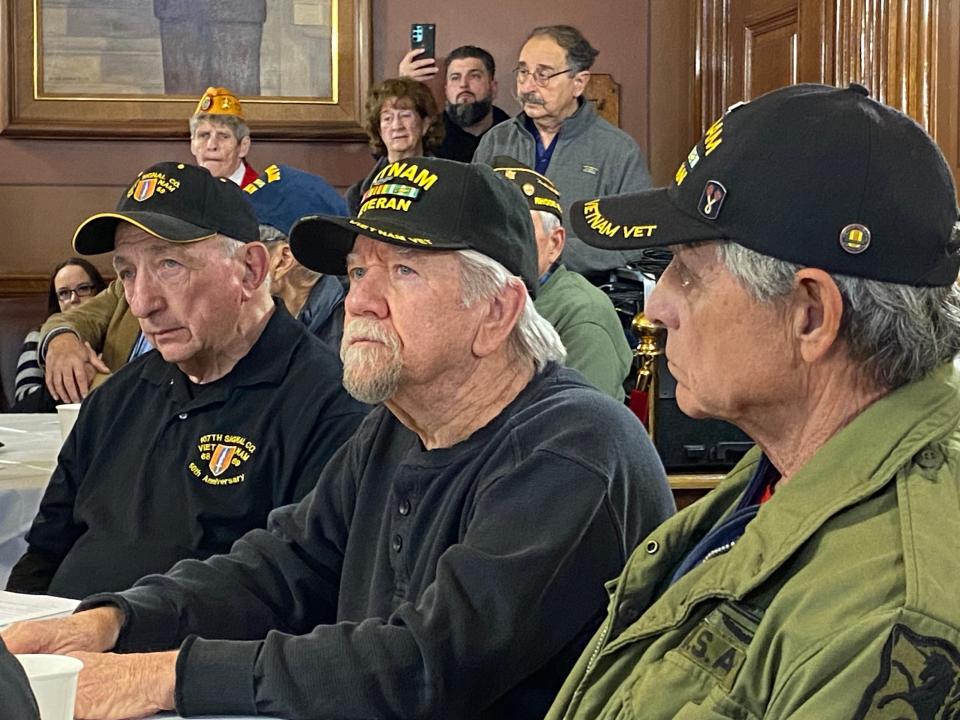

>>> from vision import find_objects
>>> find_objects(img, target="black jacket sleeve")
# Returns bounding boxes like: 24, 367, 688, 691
94, 448, 637, 719
0, 637, 40, 719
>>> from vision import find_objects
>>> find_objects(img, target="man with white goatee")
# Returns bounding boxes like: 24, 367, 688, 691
4, 158, 673, 720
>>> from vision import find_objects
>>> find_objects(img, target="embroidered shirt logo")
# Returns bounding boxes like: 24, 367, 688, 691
208, 444, 237, 476
189, 433, 257, 486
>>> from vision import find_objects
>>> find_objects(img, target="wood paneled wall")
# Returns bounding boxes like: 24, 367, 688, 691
694, 0, 960, 199
0, 0, 661, 293
4, 0, 953, 296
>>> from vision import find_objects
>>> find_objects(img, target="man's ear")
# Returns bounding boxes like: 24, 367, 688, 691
238, 135, 251, 159
544, 224, 565, 266
271, 243, 297, 281
240, 242, 271, 296
490, 78, 499, 100
572, 70, 590, 99
792, 268, 843, 364
472, 279, 527, 357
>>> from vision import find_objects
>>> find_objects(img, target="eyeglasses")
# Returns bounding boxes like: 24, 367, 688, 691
513, 66, 573, 87
56, 283, 96, 303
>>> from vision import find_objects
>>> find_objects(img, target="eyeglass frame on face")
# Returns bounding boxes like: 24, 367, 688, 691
512, 65, 574, 87
55, 282, 97, 303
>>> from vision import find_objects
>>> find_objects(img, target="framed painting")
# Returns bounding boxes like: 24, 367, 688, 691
0, 0, 371, 138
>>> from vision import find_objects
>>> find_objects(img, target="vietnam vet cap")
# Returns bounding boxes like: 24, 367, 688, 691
570, 83, 960, 286
73, 162, 259, 255
489, 155, 563, 221
194, 86, 245, 119
244, 164, 349, 236
289, 157, 540, 296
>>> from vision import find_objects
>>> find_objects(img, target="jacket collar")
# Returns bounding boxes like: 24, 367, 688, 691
514, 97, 595, 142
140, 300, 304, 407
616, 363, 960, 639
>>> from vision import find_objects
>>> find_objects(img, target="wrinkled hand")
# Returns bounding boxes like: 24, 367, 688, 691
399, 48, 439, 82
1, 606, 123, 655
71, 650, 177, 720
45, 332, 110, 403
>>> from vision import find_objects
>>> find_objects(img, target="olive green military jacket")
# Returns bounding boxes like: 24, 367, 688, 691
548, 363, 960, 719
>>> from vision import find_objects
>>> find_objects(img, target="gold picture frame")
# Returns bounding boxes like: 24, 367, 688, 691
0, 0, 371, 139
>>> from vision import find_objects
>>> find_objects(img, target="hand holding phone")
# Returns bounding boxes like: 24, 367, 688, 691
400, 24, 438, 82
410, 23, 436, 60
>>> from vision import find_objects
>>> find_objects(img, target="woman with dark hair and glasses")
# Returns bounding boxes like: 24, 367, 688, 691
11, 258, 107, 412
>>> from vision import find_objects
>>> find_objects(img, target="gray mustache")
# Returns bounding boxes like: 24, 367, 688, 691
518, 92, 545, 105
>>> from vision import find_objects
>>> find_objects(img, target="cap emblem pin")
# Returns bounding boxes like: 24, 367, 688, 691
839, 223, 871, 254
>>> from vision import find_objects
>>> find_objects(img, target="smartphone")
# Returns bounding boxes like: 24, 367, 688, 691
410, 23, 436, 60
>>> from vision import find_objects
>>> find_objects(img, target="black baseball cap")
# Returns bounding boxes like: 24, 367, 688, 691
289, 157, 540, 296
489, 156, 563, 220
73, 161, 259, 255
571, 83, 960, 286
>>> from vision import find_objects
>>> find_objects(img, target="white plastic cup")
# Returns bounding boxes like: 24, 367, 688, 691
55, 403, 82, 441
15, 654, 83, 720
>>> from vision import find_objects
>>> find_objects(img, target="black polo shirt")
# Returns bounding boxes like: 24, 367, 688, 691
10, 304, 368, 598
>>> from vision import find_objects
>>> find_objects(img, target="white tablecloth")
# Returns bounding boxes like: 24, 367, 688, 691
0, 415, 61, 586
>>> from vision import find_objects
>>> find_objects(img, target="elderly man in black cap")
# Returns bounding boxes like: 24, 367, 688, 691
491, 157, 632, 400
38, 87, 261, 406
546, 83, 960, 719
4, 157, 674, 720
6, 162, 367, 600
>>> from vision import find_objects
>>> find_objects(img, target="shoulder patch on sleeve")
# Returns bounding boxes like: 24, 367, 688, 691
853, 623, 960, 719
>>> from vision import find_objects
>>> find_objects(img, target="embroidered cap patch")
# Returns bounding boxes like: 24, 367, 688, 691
699, 180, 727, 220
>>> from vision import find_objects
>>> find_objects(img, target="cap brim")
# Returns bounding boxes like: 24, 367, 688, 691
72, 212, 217, 255
570, 186, 725, 251
289, 214, 469, 275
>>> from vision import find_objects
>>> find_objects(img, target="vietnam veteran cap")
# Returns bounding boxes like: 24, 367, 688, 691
289, 157, 540, 296
73, 162, 259, 254
244, 164, 349, 236
194, 86, 245, 118
489, 156, 563, 220
570, 83, 960, 286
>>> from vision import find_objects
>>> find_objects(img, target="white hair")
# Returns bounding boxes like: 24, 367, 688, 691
257, 224, 321, 287
535, 210, 562, 235
456, 249, 565, 371
715, 241, 960, 389
188, 113, 251, 142
219, 235, 246, 258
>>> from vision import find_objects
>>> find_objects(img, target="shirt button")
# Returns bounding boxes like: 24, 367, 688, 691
915, 445, 944, 470
617, 600, 640, 625
178, 413, 188, 420
645, 540, 659, 555
391, 534, 403, 553
398, 498, 411, 516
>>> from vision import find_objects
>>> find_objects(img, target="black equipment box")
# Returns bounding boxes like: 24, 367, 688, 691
653, 355, 753, 472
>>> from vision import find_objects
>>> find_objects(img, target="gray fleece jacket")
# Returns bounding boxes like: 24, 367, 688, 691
474, 99, 651, 275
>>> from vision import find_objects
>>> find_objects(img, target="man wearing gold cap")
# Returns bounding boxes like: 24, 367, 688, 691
189, 86, 258, 187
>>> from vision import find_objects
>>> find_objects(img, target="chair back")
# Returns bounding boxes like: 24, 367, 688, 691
0, 295, 48, 411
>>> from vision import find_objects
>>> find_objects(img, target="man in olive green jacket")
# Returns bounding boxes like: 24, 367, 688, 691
548, 83, 960, 719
